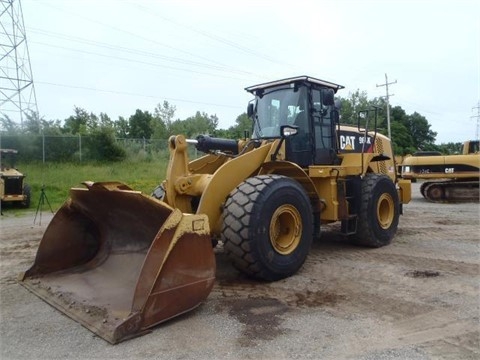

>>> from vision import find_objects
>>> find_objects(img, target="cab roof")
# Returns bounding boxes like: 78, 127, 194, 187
245, 75, 345, 94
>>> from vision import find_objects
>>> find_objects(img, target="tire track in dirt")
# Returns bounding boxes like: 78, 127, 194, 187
0, 214, 48, 285
330, 310, 479, 359
211, 198, 479, 357
1, 185, 478, 358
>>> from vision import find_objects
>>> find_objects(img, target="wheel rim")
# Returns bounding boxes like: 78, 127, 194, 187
377, 193, 394, 229
269, 204, 302, 255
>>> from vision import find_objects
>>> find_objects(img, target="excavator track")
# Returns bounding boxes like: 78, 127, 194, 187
421, 180, 479, 203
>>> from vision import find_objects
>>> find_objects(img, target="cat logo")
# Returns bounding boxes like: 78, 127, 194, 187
340, 135, 356, 150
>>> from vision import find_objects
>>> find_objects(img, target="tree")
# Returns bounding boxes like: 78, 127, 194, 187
338, 93, 438, 155
213, 112, 252, 139
114, 116, 129, 138
99, 112, 113, 129
128, 109, 153, 139
436, 142, 463, 154
152, 101, 176, 139
40, 119, 63, 135
389, 106, 414, 154
390, 121, 414, 155
63, 106, 98, 135
170, 111, 218, 138
338, 90, 372, 125
21, 111, 42, 134
389, 106, 437, 150
0, 115, 19, 134
85, 126, 126, 161
406, 112, 437, 150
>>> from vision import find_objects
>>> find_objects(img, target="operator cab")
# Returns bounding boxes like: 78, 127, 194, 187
463, 140, 479, 154
246, 76, 344, 167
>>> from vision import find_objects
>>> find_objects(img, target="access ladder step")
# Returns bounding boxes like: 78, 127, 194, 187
341, 215, 357, 235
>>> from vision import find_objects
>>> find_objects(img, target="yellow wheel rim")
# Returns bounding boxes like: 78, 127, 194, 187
269, 205, 302, 255
377, 193, 394, 229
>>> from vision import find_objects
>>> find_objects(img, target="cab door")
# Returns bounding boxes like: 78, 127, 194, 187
312, 88, 337, 165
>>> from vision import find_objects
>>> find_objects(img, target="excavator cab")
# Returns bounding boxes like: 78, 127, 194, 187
463, 140, 479, 154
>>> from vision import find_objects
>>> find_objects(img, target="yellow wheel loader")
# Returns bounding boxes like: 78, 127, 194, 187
1, 149, 31, 210
401, 140, 479, 202
19, 76, 411, 343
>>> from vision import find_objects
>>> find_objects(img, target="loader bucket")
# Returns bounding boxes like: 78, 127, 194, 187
19, 182, 215, 344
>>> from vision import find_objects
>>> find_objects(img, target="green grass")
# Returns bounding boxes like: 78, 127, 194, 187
13, 159, 169, 213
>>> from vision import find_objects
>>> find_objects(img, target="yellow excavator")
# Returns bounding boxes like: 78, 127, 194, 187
401, 140, 479, 202
19, 76, 411, 343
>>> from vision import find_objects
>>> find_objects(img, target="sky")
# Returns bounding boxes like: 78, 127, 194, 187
4, 0, 480, 144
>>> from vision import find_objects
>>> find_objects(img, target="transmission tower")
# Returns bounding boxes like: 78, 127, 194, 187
0, 0, 38, 127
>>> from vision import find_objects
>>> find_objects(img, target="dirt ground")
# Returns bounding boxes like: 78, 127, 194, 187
1, 182, 479, 360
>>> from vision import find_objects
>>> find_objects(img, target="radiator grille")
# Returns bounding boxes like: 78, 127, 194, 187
375, 139, 387, 174
3, 176, 24, 195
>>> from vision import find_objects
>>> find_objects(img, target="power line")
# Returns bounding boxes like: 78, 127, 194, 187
30, 40, 251, 81
34, 2, 276, 82
39, 2, 239, 69
131, 3, 295, 68
27, 27, 259, 78
35, 80, 243, 110
376, 73, 397, 139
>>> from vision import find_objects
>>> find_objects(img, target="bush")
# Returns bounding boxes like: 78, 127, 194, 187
84, 129, 126, 162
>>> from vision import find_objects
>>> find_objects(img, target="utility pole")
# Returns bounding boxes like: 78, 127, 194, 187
376, 73, 397, 139
472, 101, 480, 141
0, 0, 39, 127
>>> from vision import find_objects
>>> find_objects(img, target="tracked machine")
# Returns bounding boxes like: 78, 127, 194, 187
19, 76, 411, 343
402, 140, 479, 202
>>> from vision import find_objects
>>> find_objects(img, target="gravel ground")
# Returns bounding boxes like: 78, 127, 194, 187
0, 182, 479, 359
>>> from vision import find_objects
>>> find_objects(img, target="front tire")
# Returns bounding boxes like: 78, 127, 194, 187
221, 175, 313, 281
350, 174, 400, 247
21, 184, 31, 208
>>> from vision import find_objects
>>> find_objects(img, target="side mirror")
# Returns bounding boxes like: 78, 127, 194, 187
321, 89, 335, 106
280, 125, 298, 137
358, 110, 368, 119
334, 99, 342, 110
271, 125, 299, 162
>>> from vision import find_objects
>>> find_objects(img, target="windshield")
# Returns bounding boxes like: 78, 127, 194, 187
252, 86, 307, 139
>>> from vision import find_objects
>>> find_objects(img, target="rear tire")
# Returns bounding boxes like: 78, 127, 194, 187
350, 174, 399, 247
221, 175, 313, 281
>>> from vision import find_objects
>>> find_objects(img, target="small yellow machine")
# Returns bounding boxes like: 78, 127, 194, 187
1, 149, 31, 209
20, 76, 410, 343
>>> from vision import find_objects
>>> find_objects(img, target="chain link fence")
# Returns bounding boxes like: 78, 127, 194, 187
0, 134, 199, 163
